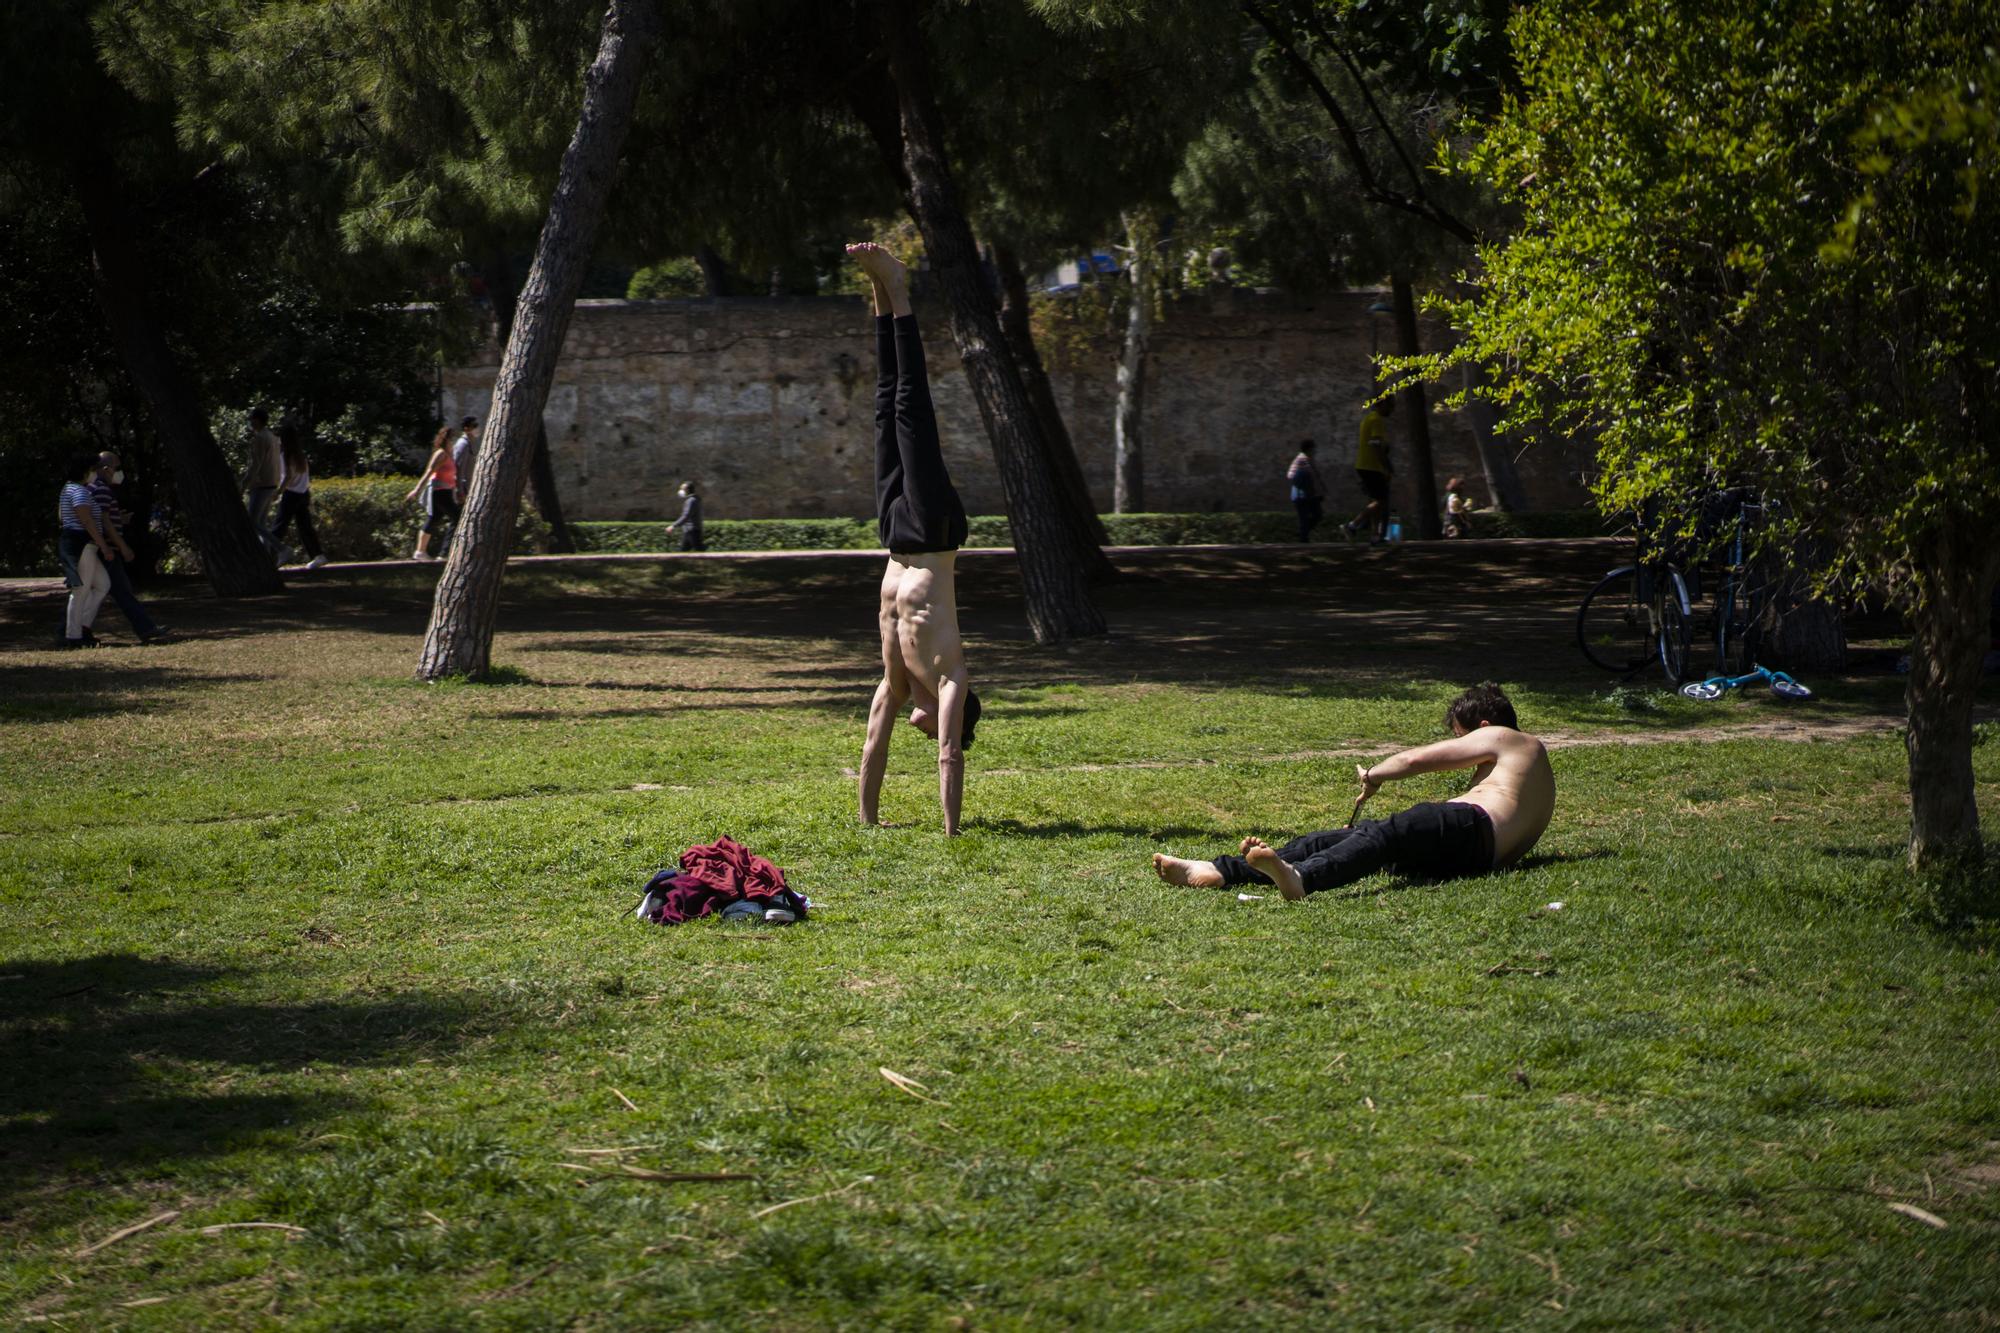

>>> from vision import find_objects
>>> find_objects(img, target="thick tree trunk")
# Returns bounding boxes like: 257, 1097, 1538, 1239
70, 151, 281, 597
1459, 360, 1529, 513
417, 0, 662, 679
481, 248, 577, 552
1391, 272, 1442, 540
871, 0, 1104, 642
694, 244, 730, 297
1902, 527, 1999, 870
1112, 212, 1152, 514
992, 242, 1113, 569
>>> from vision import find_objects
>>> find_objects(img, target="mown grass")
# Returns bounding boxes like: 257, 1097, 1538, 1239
1, 548, 1995, 1329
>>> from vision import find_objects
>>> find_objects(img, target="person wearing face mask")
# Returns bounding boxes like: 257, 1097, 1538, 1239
88, 451, 171, 645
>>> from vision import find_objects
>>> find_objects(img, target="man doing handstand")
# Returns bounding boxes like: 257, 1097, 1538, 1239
1152, 682, 1553, 899
850, 242, 982, 836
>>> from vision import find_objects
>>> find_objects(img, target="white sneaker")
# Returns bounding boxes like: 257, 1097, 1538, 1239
306, 555, 327, 569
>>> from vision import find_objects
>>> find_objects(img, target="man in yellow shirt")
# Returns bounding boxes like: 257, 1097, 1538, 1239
1344, 396, 1394, 543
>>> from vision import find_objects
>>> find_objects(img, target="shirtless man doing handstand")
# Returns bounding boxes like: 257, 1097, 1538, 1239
851, 242, 982, 836
1153, 682, 1553, 899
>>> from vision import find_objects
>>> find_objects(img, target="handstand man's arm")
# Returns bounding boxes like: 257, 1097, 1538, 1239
933, 669, 968, 837
859, 675, 905, 825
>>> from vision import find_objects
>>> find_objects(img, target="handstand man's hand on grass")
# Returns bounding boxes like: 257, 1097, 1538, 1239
1151, 683, 1556, 901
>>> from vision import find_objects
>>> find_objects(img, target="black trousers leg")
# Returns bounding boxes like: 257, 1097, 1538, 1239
876, 313, 966, 554
873, 315, 902, 546
1211, 803, 1492, 895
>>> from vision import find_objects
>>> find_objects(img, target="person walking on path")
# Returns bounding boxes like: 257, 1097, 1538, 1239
668, 480, 705, 551
1151, 683, 1554, 899
89, 451, 169, 643
270, 425, 328, 569
239, 408, 285, 554
406, 425, 460, 561
1344, 397, 1394, 543
57, 454, 117, 648
849, 241, 981, 837
1287, 439, 1325, 542
450, 416, 480, 503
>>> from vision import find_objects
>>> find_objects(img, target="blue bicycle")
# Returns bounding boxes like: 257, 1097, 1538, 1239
1679, 663, 1813, 702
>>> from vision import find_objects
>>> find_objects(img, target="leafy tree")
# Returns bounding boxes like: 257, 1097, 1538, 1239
1, 4, 284, 595
1414, 0, 2000, 873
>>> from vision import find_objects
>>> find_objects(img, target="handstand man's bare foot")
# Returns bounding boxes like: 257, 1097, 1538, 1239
1152, 852, 1225, 888
847, 242, 912, 316
1241, 836, 1305, 901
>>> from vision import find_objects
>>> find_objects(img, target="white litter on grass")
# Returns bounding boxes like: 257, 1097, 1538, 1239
1237, 893, 1264, 902
1544, 901, 1565, 912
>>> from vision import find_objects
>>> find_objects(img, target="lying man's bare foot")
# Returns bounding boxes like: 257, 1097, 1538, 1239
1242, 837, 1306, 901
1152, 852, 1225, 888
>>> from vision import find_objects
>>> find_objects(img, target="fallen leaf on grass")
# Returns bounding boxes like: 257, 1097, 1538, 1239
199, 1222, 308, 1237
75, 1210, 180, 1257
879, 1067, 949, 1105
1887, 1202, 1947, 1229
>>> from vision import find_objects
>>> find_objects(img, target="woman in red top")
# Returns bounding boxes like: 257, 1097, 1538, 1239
405, 425, 460, 561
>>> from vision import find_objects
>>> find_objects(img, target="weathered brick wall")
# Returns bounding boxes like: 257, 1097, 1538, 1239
439, 290, 1590, 524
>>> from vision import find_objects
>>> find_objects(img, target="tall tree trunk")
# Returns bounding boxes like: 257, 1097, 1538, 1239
417, 0, 662, 680
1390, 272, 1442, 540
992, 242, 1113, 572
1459, 360, 1529, 513
694, 244, 730, 297
1902, 526, 1998, 870
1112, 211, 1153, 514
70, 149, 281, 597
481, 248, 577, 552
870, 0, 1104, 642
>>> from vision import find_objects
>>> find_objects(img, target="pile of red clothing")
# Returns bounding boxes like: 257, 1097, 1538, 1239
635, 837, 809, 926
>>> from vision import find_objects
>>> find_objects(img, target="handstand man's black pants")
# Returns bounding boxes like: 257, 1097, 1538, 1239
876, 314, 967, 555
1213, 800, 1497, 894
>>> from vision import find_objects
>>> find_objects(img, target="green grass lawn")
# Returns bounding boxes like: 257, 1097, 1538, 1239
2, 546, 1995, 1329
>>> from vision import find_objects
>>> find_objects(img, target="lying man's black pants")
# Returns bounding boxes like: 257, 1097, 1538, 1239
875, 314, 968, 555
1213, 800, 1497, 894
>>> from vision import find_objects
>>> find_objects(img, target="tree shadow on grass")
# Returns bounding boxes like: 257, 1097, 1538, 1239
969, 816, 1236, 842
0, 954, 503, 1213
0, 663, 265, 723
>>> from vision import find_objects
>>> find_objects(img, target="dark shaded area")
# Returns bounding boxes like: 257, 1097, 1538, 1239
969, 816, 1237, 842
0, 954, 500, 1214
0, 662, 267, 722
0, 541, 1960, 733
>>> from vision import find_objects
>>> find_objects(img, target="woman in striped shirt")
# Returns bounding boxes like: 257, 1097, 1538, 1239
57, 453, 115, 647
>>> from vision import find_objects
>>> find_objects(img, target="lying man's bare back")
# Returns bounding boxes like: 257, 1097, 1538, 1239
1153, 682, 1553, 899
852, 242, 981, 835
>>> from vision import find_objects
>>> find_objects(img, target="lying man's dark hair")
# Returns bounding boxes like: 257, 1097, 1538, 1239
961, 690, 982, 750
1445, 681, 1516, 733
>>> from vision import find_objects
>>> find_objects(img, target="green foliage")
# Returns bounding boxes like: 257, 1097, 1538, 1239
1403, 0, 2000, 610
569, 510, 1602, 554
159, 477, 549, 571
625, 257, 707, 300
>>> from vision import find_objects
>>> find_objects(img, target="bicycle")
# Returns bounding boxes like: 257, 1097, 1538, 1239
1679, 663, 1813, 701
1576, 556, 1695, 684
1704, 488, 1771, 678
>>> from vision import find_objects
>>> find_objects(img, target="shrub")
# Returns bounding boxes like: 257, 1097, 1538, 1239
569, 509, 1606, 553
161, 475, 550, 572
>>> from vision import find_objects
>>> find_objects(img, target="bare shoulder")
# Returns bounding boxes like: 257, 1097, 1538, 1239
1490, 727, 1550, 768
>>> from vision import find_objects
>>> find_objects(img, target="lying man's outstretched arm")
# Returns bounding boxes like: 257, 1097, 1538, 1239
1362, 730, 1510, 786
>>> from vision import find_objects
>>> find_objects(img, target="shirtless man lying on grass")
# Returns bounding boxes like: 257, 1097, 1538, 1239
851, 241, 982, 836
1152, 682, 1554, 899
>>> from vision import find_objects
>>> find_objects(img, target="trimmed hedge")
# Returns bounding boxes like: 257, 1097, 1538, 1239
570, 508, 1609, 553
163, 475, 550, 572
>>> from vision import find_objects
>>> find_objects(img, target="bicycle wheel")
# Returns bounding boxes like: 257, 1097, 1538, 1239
1577, 567, 1653, 673
1681, 680, 1726, 700
1657, 568, 1694, 685
1770, 676, 1814, 701
1716, 568, 1764, 676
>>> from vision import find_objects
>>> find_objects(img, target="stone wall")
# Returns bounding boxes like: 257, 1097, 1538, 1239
439, 290, 1590, 524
